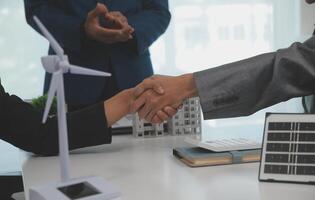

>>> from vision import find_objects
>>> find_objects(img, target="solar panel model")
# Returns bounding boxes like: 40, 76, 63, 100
259, 113, 315, 184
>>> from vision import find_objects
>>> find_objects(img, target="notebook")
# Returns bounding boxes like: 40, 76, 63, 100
173, 147, 261, 167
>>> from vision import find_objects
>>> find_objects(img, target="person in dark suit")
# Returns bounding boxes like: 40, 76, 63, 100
24, 0, 171, 111
0, 79, 134, 156
130, 0, 315, 123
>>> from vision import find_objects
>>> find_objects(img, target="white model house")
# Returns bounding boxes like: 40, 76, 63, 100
132, 114, 165, 137
132, 97, 202, 138
168, 97, 202, 135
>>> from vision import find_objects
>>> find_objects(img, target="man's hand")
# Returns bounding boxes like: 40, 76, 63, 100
84, 3, 134, 44
131, 74, 198, 123
106, 11, 133, 32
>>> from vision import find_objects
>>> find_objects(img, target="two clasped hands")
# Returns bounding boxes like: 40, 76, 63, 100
84, 3, 134, 43
129, 74, 199, 124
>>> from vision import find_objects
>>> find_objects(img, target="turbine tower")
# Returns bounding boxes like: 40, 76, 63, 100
33, 16, 111, 182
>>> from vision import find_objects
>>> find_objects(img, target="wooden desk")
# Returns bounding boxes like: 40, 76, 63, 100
22, 136, 315, 200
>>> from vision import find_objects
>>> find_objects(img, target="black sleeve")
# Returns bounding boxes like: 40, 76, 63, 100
0, 83, 111, 156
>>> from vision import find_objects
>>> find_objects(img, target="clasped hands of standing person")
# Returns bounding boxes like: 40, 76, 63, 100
84, 3, 134, 44
129, 74, 199, 124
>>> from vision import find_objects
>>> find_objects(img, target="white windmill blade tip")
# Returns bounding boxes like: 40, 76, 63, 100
68, 64, 112, 77
42, 104, 52, 123
33, 16, 41, 23
42, 117, 48, 124
42, 99, 53, 124
102, 72, 112, 77
42, 97, 55, 124
42, 74, 59, 124
102, 71, 112, 76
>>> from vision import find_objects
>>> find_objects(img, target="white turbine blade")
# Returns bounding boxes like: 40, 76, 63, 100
68, 64, 111, 77
33, 16, 64, 59
42, 73, 59, 123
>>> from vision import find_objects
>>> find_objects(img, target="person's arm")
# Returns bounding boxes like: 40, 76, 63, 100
131, 36, 315, 122
126, 0, 171, 55
104, 89, 134, 127
0, 83, 133, 156
194, 36, 315, 119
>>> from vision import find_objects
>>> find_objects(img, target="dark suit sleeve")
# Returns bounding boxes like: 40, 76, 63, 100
193, 36, 315, 120
126, 0, 171, 55
0, 84, 111, 156
24, 0, 85, 54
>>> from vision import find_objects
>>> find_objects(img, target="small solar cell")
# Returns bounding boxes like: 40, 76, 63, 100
267, 132, 291, 141
296, 166, 315, 175
299, 123, 315, 131
297, 155, 315, 164
266, 143, 290, 152
298, 144, 315, 153
299, 133, 315, 142
264, 164, 288, 174
268, 122, 292, 131
265, 154, 289, 163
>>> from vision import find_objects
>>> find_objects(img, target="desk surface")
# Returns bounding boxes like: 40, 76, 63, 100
22, 136, 315, 200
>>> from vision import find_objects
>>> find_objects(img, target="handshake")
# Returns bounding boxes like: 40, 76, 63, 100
129, 74, 198, 124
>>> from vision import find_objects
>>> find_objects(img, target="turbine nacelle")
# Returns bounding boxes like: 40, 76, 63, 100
41, 55, 69, 73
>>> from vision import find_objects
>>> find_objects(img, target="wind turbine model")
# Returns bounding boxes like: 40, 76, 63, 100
29, 16, 121, 200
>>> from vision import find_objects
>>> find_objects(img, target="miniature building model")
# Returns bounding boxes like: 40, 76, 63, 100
132, 97, 202, 138
168, 97, 202, 135
132, 114, 164, 137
